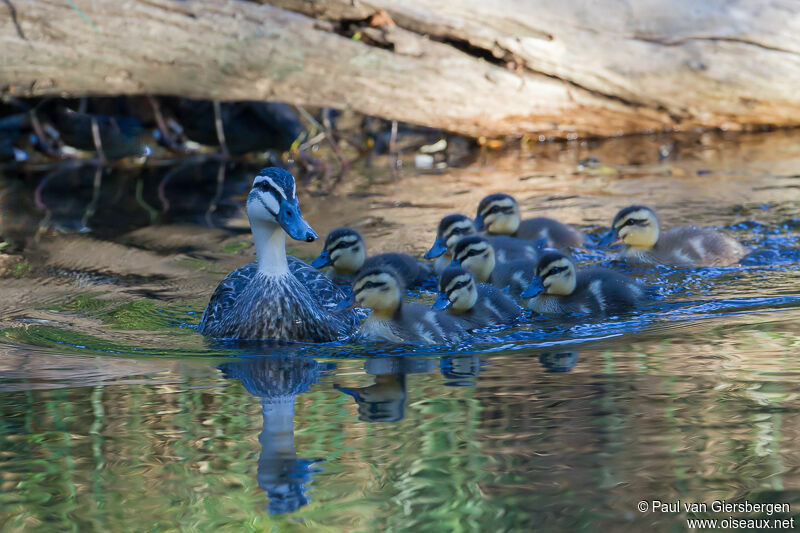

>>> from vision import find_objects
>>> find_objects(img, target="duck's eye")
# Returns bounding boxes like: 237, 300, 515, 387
361, 281, 384, 290
330, 240, 355, 252
488, 206, 501, 215
465, 248, 485, 258
546, 266, 568, 277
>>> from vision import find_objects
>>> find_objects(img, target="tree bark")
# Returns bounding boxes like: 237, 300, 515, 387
2, 0, 800, 138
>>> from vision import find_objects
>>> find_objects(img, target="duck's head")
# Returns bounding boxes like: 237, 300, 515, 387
311, 228, 365, 273
246, 167, 317, 242
425, 214, 477, 259
475, 193, 520, 235
607, 205, 660, 249
522, 252, 576, 298
433, 266, 478, 313
450, 235, 495, 282
334, 267, 403, 319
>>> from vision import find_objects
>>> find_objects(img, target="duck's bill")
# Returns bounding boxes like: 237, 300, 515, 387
424, 239, 448, 259
332, 294, 357, 313
521, 277, 545, 298
597, 229, 621, 247
474, 216, 485, 231
432, 293, 452, 310
311, 250, 332, 269
279, 198, 318, 242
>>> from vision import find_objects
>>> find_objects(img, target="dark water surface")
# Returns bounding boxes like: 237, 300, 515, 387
1, 131, 799, 531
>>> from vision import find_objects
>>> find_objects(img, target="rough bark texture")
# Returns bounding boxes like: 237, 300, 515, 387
2, 0, 800, 137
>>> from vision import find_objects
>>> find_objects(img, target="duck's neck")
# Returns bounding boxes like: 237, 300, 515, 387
251, 218, 289, 276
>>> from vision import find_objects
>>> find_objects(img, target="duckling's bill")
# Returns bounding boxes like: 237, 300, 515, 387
521, 277, 545, 298
311, 249, 332, 268
432, 293, 452, 310
333, 294, 357, 313
425, 238, 449, 259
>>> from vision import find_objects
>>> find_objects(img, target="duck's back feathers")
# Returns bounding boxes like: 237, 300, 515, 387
364, 253, 431, 287
198, 258, 359, 341
488, 235, 542, 263
491, 259, 537, 296
457, 283, 521, 329
642, 226, 747, 267
516, 217, 584, 248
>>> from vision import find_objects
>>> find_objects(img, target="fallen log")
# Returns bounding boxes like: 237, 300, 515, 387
2, 0, 800, 138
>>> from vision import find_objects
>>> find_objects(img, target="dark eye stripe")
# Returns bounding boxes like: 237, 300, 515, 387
329, 240, 357, 252
540, 265, 568, 278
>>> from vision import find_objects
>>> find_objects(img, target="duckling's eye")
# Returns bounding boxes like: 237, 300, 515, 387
329, 241, 355, 252
488, 206, 501, 215
542, 266, 568, 278
623, 218, 648, 227
361, 281, 384, 290
465, 248, 485, 258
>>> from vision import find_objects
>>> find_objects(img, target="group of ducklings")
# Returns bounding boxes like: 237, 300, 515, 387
199, 168, 747, 345
310, 190, 747, 345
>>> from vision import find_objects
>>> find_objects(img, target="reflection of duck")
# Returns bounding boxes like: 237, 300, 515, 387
440, 354, 482, 386
475, 194, 584, 248
219, 356, 329, 514
604, 205, 747, 267
199, 167, 360, 341
335, 357, 435, 422
425, 214, 541, 275
539, 351, 579, 373
311, 227, 430, 288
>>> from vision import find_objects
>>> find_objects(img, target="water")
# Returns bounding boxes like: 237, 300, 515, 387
1, 130, 800, 531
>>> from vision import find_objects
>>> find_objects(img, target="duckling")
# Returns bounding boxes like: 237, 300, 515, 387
334, 266, 466, 345
425, 214, 542, 274
198, 167, 360, 341
311, 228, 430, 287
450, 235, 539, 297
605, 205, 747, 267
475, 193, 584, 248
522, 252, 649, 316
432, 266, 522, 329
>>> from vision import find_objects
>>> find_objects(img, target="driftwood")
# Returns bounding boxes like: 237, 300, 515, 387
2, 0, 800, 138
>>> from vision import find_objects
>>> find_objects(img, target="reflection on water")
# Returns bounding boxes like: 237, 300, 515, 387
220, 357, 328, 514
1, 130, 800, 530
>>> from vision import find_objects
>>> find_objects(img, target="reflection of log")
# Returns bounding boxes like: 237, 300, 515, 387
2, 0, 800, 138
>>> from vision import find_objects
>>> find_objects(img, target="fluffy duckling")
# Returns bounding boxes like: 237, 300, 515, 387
312, 228, 430, 287
425, 214, 542, 274
433, 266, 522, 329
450, 235, 539, 297
522, 252, 649, 316
334, 267, 466, 345
475, 193, 584, 248
605, 205, 747, 267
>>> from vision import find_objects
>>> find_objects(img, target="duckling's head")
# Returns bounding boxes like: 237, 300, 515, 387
425, 214, 476, 259
610, 205, 660, 249
338, 267, 403, 319
475, 193, 520, 235
311, 228, 366, 273
450, 235, 495, 282
246, 167, 317, 242
433, 266, 478, 313
522, 252, 576, 298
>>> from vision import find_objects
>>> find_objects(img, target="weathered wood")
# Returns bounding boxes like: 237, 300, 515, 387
2, 0, 800, 138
